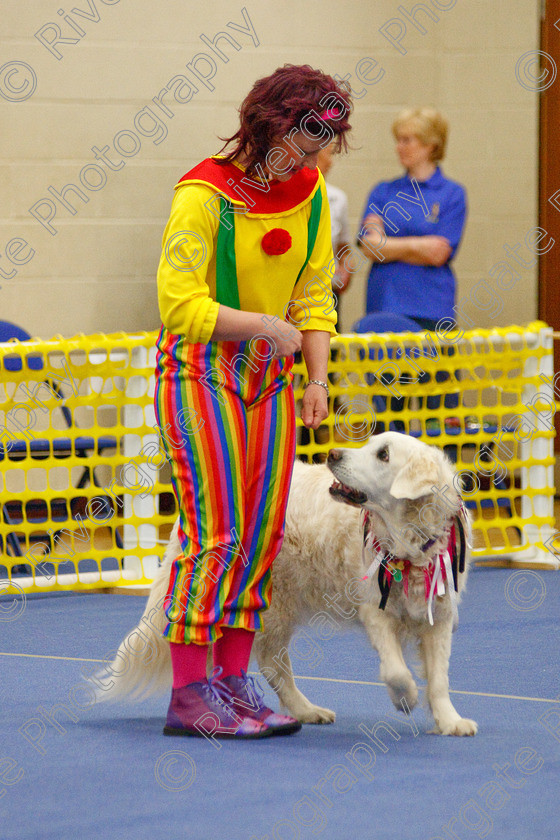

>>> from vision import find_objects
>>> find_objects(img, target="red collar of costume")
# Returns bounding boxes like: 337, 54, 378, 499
176, 157, 320, 214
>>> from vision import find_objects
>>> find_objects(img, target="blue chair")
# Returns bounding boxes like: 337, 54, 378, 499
0, 321, 122, 569
352, 311, 460, 426
352, 312, 425, 432
352, 312, 422, 335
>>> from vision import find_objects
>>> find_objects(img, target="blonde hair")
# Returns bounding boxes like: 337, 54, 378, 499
392, 107, 448, 163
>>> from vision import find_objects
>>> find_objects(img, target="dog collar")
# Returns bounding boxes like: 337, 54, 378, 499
361, 506, 470, 632
420, 535, 438, 552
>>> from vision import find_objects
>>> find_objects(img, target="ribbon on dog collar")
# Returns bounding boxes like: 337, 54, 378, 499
426, 544, 458, 632
361, 511, 466, 631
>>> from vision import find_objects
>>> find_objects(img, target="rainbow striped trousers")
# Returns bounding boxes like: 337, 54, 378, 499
154, 329, 296, 645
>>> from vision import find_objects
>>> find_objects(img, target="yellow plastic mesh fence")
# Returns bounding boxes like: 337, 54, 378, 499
0, 322, 557, 595
295, 321, 557, 566
0, 332, 167, 594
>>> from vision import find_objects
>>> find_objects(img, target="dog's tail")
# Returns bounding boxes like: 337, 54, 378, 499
90, 566, 173, 702
88, 521, 185, 702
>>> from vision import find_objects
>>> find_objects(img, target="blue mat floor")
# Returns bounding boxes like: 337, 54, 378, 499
1, 566, 559, 840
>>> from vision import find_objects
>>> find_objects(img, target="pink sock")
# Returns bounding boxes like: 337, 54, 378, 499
213, 627, 255, 678
170, 641, 209, 688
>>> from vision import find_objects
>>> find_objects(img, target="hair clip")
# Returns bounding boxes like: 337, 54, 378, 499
320, 108, 340, 120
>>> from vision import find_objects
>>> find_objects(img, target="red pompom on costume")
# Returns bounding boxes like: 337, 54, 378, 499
261, 228, 292, 255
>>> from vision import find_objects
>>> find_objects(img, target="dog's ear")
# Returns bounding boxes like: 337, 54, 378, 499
390, 454, 440, 500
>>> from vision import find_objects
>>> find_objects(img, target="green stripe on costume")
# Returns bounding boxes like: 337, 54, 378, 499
215, 197, 241, 309
295, 187, 323, 286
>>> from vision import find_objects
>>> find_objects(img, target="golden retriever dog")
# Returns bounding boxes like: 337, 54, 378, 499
94, 432, 477, 736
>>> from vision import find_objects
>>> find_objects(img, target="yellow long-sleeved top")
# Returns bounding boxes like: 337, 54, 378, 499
156, 158, 338, 344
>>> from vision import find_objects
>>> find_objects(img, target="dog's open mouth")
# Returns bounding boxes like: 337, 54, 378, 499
329, 480, 368, 507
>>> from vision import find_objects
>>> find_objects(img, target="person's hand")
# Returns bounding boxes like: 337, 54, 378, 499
301, 384, 329, 429
420, 236, 452, 266
263, 319, 303, 358
333, 266, 352, 293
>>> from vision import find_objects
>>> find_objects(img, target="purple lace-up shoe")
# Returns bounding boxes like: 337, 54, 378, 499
164, 668, 272, 739
222, 670, 302, 736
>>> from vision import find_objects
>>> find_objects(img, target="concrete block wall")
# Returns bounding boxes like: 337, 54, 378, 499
0, 0, 540, 337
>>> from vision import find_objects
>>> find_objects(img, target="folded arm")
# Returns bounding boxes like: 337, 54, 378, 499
359, 214, 452, 267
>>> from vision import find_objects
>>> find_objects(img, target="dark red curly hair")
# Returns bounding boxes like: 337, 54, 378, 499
216, 64, 352, 176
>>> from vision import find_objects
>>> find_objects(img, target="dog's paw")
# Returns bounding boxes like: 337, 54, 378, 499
297, 705, 336, 724
437, 717, 478, 737
386, 678, 419, 713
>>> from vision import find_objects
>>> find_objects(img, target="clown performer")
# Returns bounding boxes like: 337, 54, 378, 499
154, 64, 352, 739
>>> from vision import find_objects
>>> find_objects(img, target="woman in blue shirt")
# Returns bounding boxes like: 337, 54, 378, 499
359, 107, 467, 331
